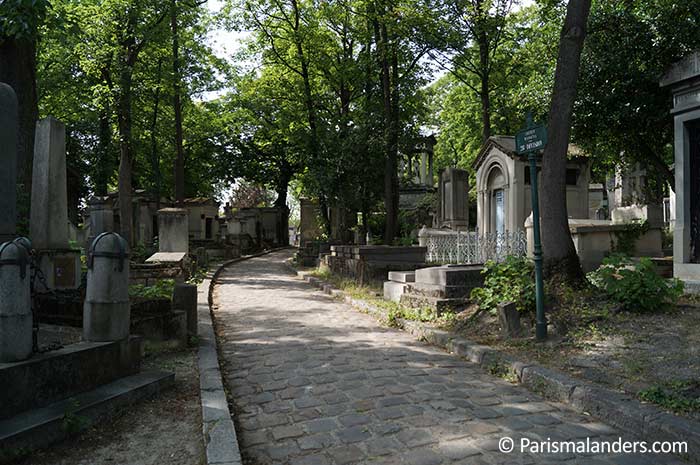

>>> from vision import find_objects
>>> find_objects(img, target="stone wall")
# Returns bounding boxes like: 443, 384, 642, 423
327, 245, 427, 285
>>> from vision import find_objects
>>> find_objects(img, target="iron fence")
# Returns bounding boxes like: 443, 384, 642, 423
423, 229, 527, 264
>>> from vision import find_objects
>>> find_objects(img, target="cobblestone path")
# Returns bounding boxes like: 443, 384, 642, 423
212, 250, 685, 465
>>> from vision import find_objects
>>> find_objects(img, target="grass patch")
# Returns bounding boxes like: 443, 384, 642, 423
307, 269, 456, 327
638, 380, 700, 414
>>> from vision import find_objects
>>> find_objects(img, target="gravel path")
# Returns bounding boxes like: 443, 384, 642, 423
212, 249, 687, 465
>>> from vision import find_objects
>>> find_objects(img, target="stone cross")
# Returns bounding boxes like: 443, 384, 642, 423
0, 83, 18, 243
30, 117, 69, 250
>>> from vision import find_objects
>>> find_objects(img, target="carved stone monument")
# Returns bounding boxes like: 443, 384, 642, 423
30, 117, 81, 290
438, 167, 469, 230
0, 83, 18, 243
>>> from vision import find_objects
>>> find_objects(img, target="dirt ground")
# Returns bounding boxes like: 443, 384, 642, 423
14, 346, 205, 465
453, 302, 700, 421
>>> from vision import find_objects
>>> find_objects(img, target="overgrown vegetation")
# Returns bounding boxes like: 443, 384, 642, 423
129, 279, 175, 300
470, 256, 535, 314
307, 269, 456, 328
639, 381, 700, 414
610, 220, 649, 256
587, 255, 683, 312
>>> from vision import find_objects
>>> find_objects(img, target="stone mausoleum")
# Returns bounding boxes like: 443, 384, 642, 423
474, 136, 591, 235
661, 51, 700, 286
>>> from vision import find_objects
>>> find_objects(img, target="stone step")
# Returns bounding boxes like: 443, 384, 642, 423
400, 293, 471, 314
0, 370, 174, 460
406, 282, 476, 299
0, 337, 143, 420
387, 271, 415, 283
681, 280, 700, 294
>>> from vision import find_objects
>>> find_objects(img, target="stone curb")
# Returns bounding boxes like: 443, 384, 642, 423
291, 267, 699, 464
198, 247, 292, 465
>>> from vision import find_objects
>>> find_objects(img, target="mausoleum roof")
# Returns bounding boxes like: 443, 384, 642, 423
660, 50, 700, 87
473, 135, 587, 170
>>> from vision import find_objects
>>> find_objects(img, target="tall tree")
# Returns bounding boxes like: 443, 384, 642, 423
574, 0, 700, 198
0, 1, 50, 229
540, 0, 591, 284
429, 0, 515, 143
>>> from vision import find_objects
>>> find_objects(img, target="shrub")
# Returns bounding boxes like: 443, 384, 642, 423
470, 256, 535, 314
129, 279, 175, 300
587, 255, 683, 312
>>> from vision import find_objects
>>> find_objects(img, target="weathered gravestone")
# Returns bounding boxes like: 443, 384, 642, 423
0, 83, 18, 243
157, 208, 189, 253
0, 240, 32, 362
438, 167, 469, 230
172, 283, 197, 341
497, 301, 522, 339
83, 232, 130, 342
87, 196, 114, 248
30, 117, 82, 290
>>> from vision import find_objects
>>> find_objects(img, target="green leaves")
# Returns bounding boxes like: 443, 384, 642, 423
470, 256, 536, 314
587, 255, 683, 313
0, 0, 50, 40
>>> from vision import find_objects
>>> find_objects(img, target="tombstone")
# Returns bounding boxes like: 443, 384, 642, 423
0, 84, 18, 243
83, 233, 130, 342
87, 196, 114, 247
29, 117, 81, 291
195, 247, 208, 269
0, 241, 32, 362
172, 283, 197, 341
661, 51, 700, 284
497, 301, 522, 339
157, 208, 189, 253
299, 198, 322, 243
439, 168, 469, 230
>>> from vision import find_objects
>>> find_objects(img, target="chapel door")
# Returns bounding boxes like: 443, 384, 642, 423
494, 189, 505, 235
689, 120, 700, 262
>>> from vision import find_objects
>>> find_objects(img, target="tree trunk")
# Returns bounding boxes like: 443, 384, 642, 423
376, 14, 399, 244
540, 0, 592, 285
274, 167, 291, 246
117, 12, 138, 246
150, 60, 163, 208
96, 65, 113, 197
171, 0, 185, 205
0, 37, 38, 232
476, 9, 491, 142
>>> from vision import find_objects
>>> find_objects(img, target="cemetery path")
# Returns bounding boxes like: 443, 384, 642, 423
212, 249, 686, 465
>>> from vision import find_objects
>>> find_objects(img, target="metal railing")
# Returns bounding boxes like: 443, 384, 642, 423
421, 229, 527, 264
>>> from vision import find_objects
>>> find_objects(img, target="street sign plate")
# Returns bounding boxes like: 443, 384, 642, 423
515, 124, 547, 155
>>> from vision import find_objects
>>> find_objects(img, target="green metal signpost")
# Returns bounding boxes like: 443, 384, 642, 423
516, 112, 547, 341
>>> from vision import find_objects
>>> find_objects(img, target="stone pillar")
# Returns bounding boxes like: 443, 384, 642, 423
87, 196, 114, 246
83, 233, 130, 342
172, 283, 197, 341
0, 84, 18, 244
29, 117, 81, 291
158, 208, 189, 253
31, 117, 69, 249
439, 168, 470, 230
0, 240, 32, 362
